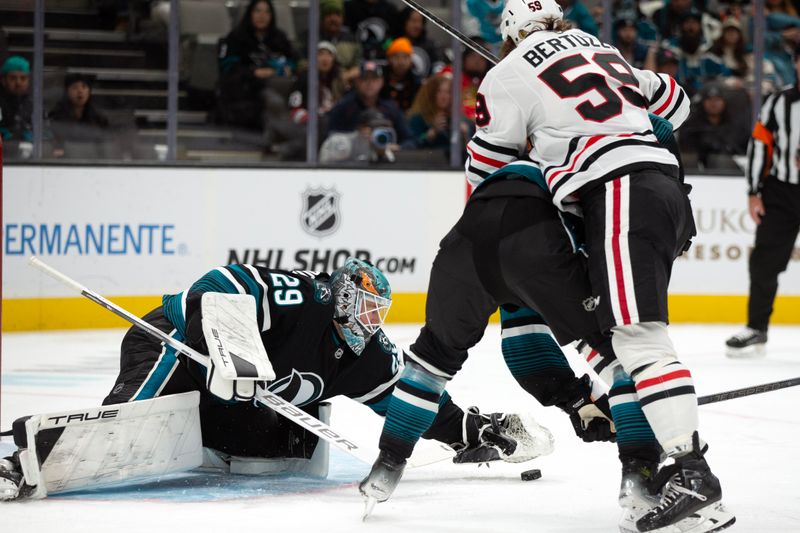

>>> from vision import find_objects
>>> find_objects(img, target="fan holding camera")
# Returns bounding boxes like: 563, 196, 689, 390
320, 108, 400, 163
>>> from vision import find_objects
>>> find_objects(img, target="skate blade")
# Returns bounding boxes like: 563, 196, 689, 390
362, 497, 377, 521
725, 344, 765, 358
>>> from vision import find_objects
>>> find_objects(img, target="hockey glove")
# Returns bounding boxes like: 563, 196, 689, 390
559, 375, 616, 443
453, 407, 555, 464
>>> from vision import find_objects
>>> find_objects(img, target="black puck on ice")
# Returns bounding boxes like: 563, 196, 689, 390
520, 469, 541, 481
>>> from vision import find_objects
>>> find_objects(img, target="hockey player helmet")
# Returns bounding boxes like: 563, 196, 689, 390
500, 0, 564, 45
330, 258, 392, 355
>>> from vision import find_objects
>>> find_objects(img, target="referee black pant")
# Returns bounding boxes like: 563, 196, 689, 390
748, 179, 800, 332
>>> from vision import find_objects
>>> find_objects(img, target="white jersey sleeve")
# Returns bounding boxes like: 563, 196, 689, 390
633, 68, 690, 130
464, 72, 530, 188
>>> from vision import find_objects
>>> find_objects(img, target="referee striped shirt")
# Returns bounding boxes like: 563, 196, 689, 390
747, 86, 800, 194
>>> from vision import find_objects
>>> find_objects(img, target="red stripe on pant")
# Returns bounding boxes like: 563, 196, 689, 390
611, 178, 632, 324
635, 369, 692, 391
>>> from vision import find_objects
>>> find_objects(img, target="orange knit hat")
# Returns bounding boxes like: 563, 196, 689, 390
386, 37, 413, 57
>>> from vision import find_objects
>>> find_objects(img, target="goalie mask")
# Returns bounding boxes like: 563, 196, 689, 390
330, 258, 392, 355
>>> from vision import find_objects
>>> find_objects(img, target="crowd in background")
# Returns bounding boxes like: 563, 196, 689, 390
1, 0, 798, 167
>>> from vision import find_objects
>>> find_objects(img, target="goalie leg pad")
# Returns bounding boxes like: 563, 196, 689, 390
14, 392, 203, 498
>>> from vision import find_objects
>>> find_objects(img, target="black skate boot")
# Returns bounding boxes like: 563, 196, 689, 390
359, 450, 407, 519
0, 453, 24, 501
725, 328, 766, 358
636, 435, 733, 532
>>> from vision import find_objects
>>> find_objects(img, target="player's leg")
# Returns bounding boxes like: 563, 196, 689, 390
728, 179, 800, 356
579, 169, 732, 531
362, 214, 499, 503
104, 306, 202, 405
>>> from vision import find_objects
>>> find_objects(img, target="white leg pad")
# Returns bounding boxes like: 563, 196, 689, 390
17, 391, 203, 498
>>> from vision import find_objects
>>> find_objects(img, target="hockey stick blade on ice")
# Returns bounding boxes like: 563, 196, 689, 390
399, 0, 500, 64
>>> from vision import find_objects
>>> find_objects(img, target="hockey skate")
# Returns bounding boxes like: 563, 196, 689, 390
452, 407, 554, 464
725, 328, 766, 358
0, 454, 24, 501
635, 436, 734, 533
359, 451, 406, 520
617, 457, 659, 533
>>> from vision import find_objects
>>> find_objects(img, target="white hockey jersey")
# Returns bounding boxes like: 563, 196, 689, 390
465, 28, 690, 210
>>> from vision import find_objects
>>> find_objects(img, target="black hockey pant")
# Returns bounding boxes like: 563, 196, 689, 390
410, 179, 607, 377
748, 179, 800, 332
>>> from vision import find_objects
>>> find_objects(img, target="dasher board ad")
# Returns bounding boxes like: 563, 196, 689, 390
671, 175, 800, 295
2, 166, 465, 298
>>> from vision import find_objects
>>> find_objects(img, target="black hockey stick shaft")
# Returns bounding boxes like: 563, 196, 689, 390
400, 0, 500, 65
697, 376, 800, 406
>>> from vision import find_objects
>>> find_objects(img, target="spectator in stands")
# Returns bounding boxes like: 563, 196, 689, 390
679, 83, 749, 167
652, 0, 694, 41
614, 16, 656, 70
299, 0, 362, 86
48, 73, 110, 159
320, 109, 398, 164
380, 37, 421, 113
394, 7, 442, 77
278, 41, 348, 160
0, 56, 33, 144
708, 17, 779, 92
655, 47, 680, 78
764, 0, 800, 84
326, 60, 412, 146
442, 37, 491, 123
407, 74, 468, 154
670, 8, 730, 97
558, 0, 599, 36
709, 17, 749, 78
345, 0, 399, 60
217, 0, 297, 146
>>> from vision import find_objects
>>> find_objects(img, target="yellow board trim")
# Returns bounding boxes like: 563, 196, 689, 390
2, 294, 799, 331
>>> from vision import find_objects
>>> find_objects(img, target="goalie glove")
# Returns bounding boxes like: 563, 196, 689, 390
559, 375, 616, 443
452, 407, 555, 464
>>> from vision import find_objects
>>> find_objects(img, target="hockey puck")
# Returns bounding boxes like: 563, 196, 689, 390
520, 469, 541, 481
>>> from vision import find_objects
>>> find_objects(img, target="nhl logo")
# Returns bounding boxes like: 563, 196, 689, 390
300, 187, 341, 237
582, 296, 600, 312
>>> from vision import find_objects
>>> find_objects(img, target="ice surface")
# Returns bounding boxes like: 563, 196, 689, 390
2, 324, 799, 532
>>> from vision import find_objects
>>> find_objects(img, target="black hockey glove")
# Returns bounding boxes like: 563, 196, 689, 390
452, 407, 517, 464
558, 375, 616, 443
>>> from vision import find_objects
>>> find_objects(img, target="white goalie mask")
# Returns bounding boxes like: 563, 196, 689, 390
501, 0, 564, 45
329, 258, 392, 355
